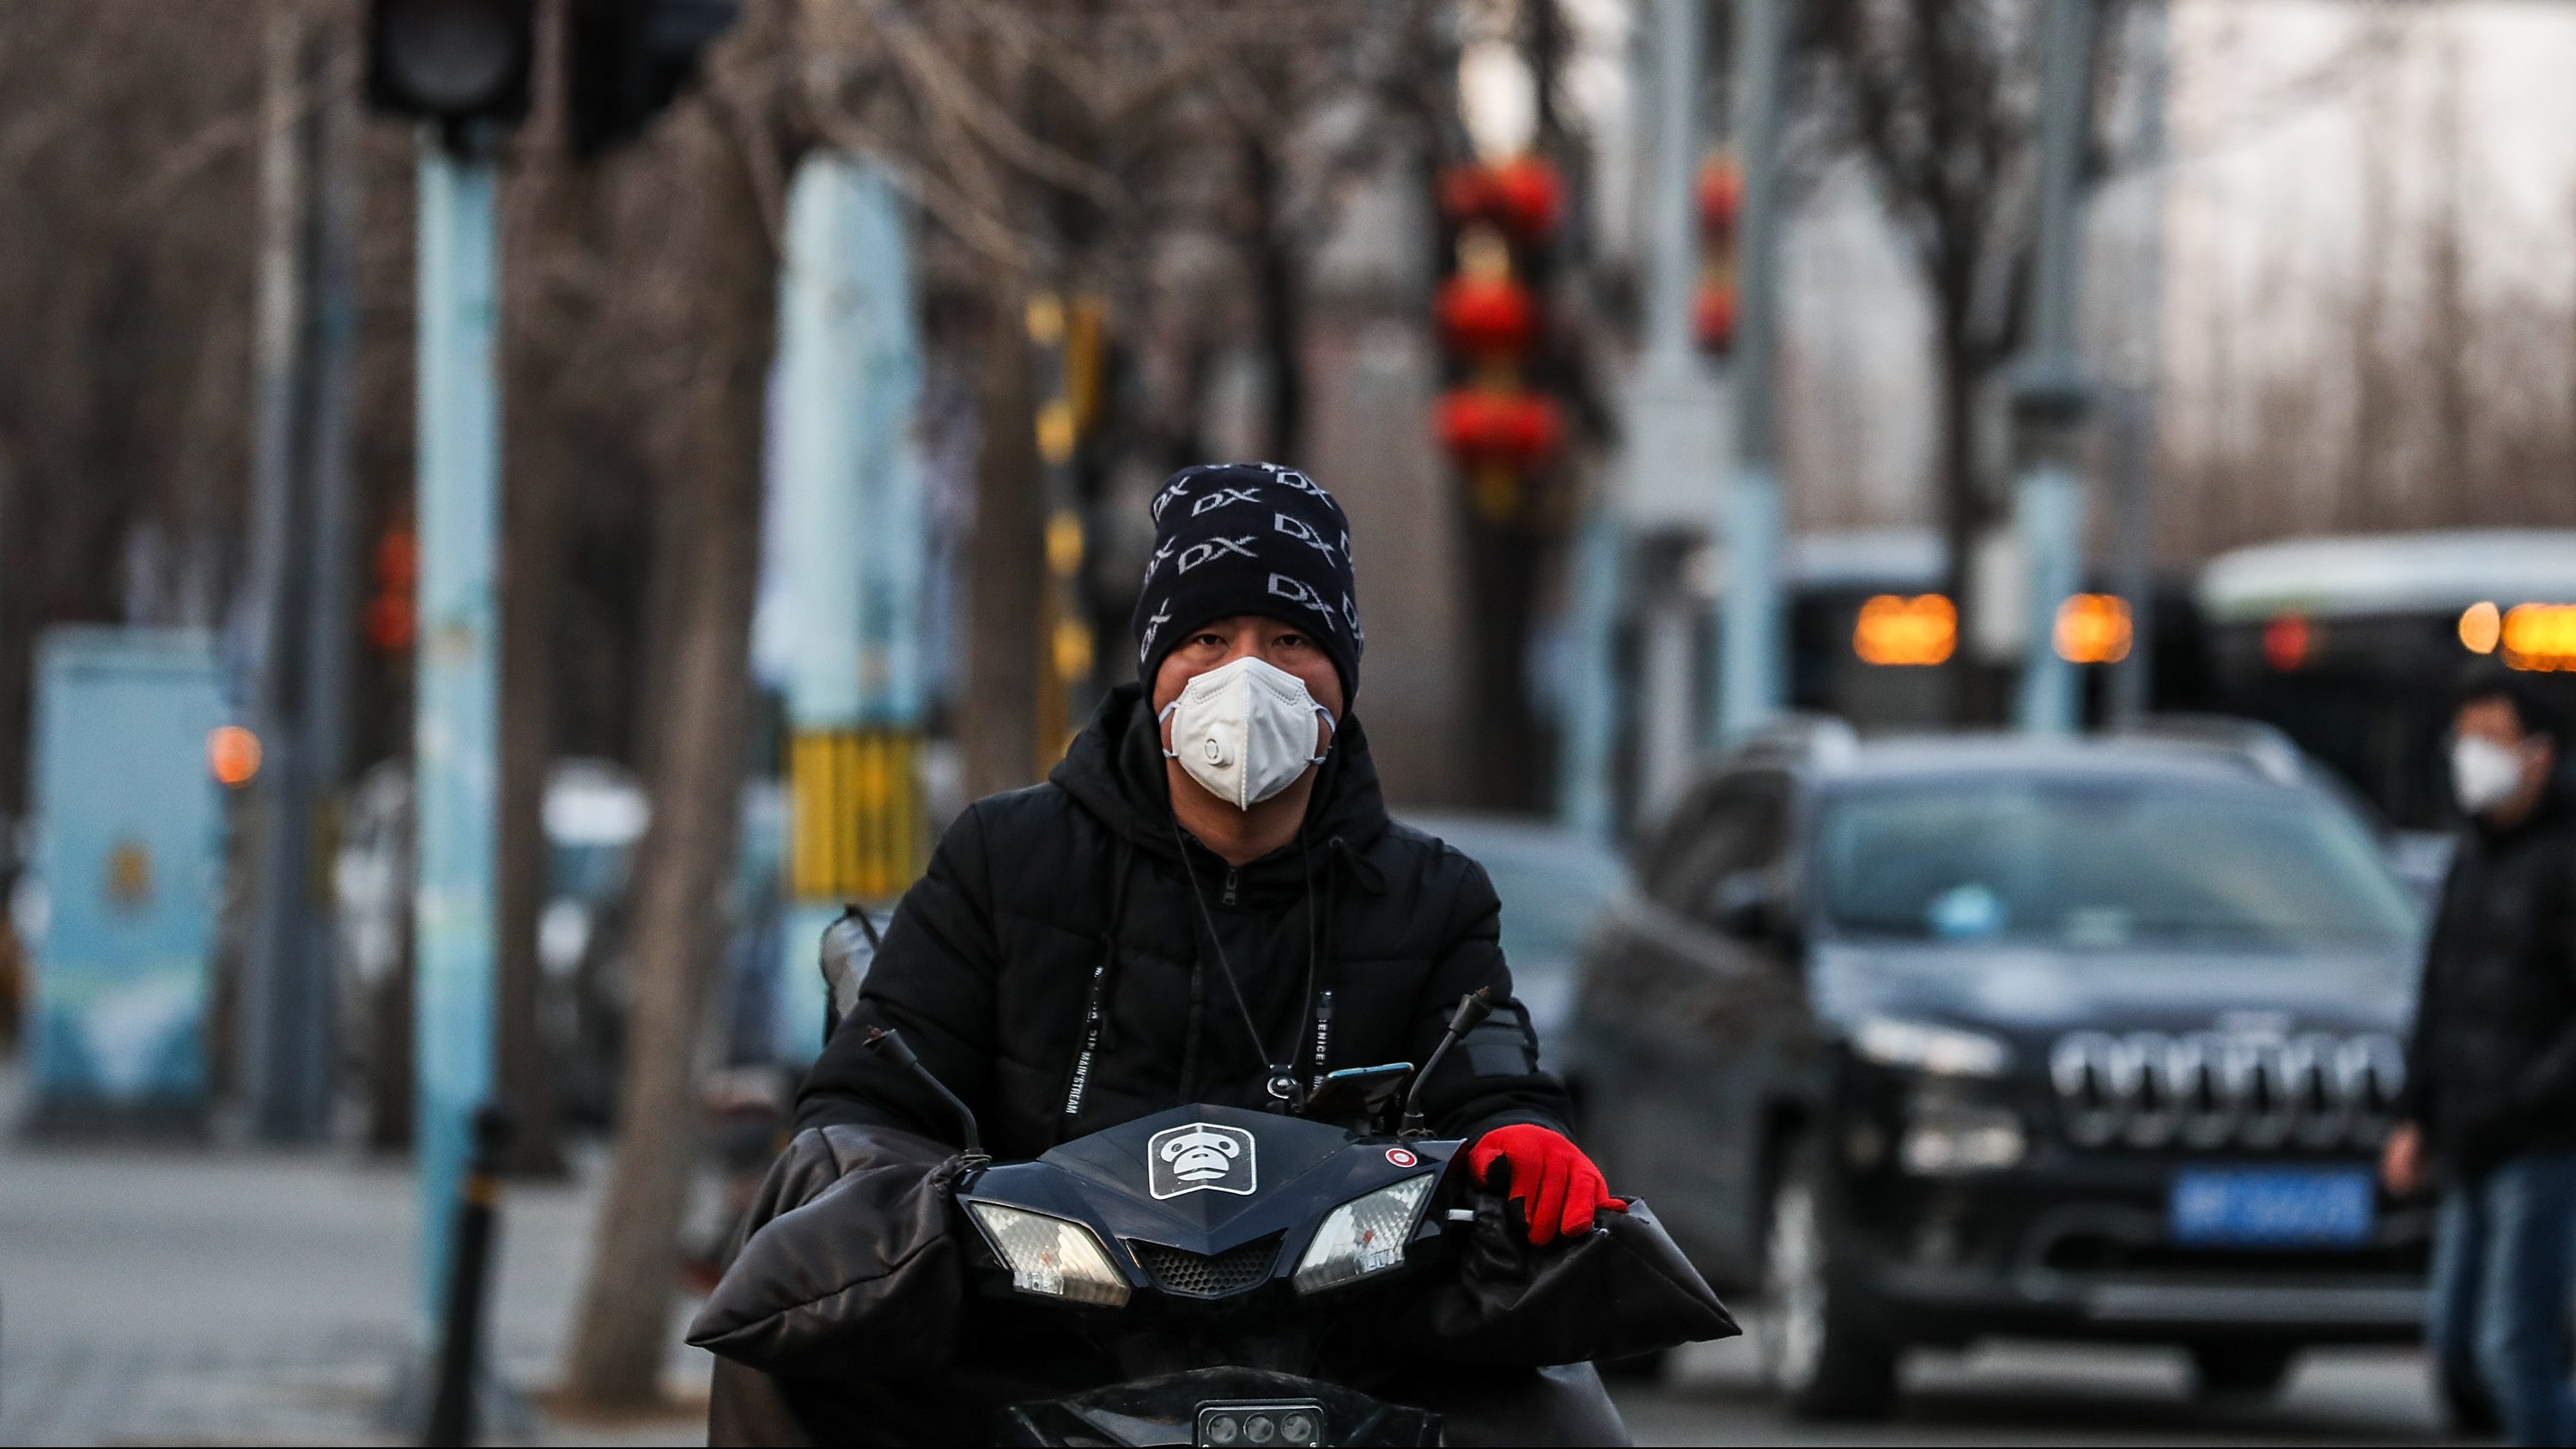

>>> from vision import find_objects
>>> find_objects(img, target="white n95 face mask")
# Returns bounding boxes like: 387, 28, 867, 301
1160, 655, 1335, 810
2452, 735, 2530, 816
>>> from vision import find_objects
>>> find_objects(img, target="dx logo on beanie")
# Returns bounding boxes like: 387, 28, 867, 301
1132, 463, 1363, 703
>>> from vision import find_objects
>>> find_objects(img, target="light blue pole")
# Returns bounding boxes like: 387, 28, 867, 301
1556, 505, 1621, 844
1716, 465, 1782, 742
2014, 463, 2085, 733
772, 155, 926, 1063
2012, 0, 2099, 734
412, 133, 501, 1320
1716, 0, 1792, 743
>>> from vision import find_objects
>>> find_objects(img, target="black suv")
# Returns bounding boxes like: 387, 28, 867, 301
1563, 720, 2427, 1418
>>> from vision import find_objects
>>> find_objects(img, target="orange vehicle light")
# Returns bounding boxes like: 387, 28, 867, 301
2053, 594, 2133, 666
1854, 594, 1956, 667
2502, 603, 2576, 672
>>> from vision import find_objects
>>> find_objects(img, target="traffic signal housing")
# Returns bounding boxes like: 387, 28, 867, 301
568, 0, 740, 158
367, 0, 537, 128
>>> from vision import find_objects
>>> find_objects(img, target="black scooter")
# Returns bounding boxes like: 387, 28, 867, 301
860, 990, 1717, 1447
698, 909, 1733, 1446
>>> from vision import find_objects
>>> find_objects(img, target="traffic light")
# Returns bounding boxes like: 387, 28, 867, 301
567, 0, 740, 158
367, 0, 537, 128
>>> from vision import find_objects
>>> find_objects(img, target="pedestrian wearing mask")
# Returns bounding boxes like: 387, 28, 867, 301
2384, 663, 2576, 1447
714, 463, 1627, 1445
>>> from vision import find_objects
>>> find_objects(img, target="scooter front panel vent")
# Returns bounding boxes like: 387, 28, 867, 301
1128, 1233, 1284, 1299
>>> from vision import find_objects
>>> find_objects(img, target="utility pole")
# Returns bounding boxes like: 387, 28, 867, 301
1555, 504, 1621, 843
366, 0, 537, 1323
2106, 0, 2168, 729
1715, 0, 1790, 743
240, 0, 316, 1142
412, 132, 503, 1315
1605, 0, 1719, 830
2013, 0, 2100, 734
774, 155, 930, 1062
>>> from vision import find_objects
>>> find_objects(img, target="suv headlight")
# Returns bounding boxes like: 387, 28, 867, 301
1292, 1174, 1437, 1294
964, 1202, 1131, 1306
1855, 1016, 2012, 1078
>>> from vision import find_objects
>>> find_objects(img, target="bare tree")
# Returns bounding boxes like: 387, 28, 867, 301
1806, 0, 2067, 720
2420, 32, 2474, 525
560, 3, 803, 1403
2343, 19, 2400, 531
0, 2, 264, 818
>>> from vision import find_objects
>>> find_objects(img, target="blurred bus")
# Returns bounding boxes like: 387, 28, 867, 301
1785, 528, 2206, 732
2196, 530, 2576, 832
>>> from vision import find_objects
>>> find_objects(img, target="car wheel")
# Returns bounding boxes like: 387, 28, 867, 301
1760, 1140, 1899, 1420
2188, 1342, 2297, 1400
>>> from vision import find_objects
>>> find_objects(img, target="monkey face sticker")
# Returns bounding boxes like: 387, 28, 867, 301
1146, 1123, 1258, 1200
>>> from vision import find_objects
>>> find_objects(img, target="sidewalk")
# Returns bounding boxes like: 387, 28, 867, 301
0, 1075, 709, 1446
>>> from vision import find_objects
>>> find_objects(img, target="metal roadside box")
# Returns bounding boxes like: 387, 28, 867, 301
21, 626, 228, 1131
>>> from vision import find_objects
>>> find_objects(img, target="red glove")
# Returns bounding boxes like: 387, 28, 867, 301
1467, 1124, 1627, 1246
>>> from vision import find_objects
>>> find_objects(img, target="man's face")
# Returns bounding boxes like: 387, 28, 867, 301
1152, 614, 1345, 725
2455, 696, 2555, 802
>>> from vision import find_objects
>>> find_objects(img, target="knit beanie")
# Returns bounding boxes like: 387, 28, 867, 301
1130, 462, 1364, 702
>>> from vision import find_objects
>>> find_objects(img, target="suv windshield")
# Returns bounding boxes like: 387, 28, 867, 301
1816, 776, 2419, 948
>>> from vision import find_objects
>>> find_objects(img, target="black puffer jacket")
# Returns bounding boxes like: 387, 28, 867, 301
796, 684, 1572, 1154
2402, 783, 2576, 1174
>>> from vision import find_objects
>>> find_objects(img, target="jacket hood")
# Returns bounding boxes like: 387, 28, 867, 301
1048, 683, 1390, 883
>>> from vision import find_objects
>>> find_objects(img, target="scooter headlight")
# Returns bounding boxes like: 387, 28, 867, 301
964, 1202, 1132, 1306
1292, 1173, 1436, 1294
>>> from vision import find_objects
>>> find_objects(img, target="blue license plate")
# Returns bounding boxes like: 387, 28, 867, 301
2169, 1167, 2374, 1247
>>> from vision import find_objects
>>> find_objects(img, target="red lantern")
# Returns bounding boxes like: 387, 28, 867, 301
1694, 280, 1737, 353
1436, 274, 1538, 358
1437, 157, 1564, 243
1439, 162, 1494, 222
1488, 155, 1564, 242
1436, 388, 1564, 471
1698, 157, 1742, 237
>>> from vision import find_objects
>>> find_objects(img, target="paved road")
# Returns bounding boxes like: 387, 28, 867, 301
0, 1099, 708, 1446
1611, 1325, 2459, 1446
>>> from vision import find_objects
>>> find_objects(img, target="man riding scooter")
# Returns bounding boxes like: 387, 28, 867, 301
708, 463, 1637, 1445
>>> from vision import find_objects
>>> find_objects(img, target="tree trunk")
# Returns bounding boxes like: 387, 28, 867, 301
962, 296, 1045, 801
1935, 348, 1985, 726
1243, 133, 1303, 462
562, 97, 781, 1408
494, 354, 566, 1177
493, 1, 576, 1177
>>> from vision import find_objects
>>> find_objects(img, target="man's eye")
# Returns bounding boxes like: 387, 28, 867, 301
1275, 634, 1306, 649
1191, 633, 1225, 648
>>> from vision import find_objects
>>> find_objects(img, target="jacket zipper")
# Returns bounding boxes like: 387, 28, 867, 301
1309, 989, 1335, 1093
1221, 866, 1239, 908
1061, 959, 1109, 1119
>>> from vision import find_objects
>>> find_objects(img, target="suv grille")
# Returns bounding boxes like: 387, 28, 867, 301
2050, 1030, 2405, 1150
1129, 1233, 1283, 1299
